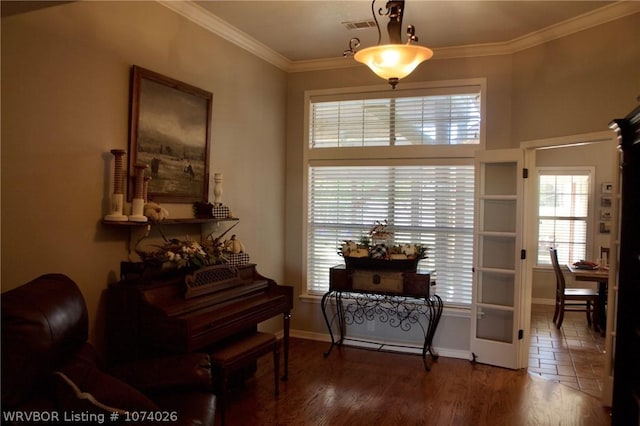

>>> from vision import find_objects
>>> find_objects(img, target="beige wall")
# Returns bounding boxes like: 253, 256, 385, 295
512, 14, 640, 142
284, 13, 639, 352
1, 1, 287, 350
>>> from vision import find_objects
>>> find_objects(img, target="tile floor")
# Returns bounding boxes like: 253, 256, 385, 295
529, 304, 607, 398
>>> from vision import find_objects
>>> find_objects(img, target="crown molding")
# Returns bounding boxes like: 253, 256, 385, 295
506, 0, 640, 54
159, 1, 640, 73
158, 0, 291, 70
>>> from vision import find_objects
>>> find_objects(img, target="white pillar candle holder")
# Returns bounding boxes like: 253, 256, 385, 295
214, 173, 223, 206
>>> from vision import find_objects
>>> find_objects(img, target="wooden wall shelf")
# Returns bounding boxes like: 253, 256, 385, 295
102, 217, 239, 227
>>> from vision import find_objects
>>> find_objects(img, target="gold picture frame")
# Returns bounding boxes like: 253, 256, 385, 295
128, 65, 212, 203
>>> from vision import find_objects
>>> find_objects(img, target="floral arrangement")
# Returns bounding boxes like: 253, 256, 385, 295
339, 240, 428, 260
138, 223, 246, 270
338, 220, 428, 261
140, 236, 214, 270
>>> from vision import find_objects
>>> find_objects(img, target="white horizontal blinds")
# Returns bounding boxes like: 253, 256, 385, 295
307, 165, 475, 305
394, 95, 481, 146
537, 172, 590, 265
310, 92, 481, 148
310, 99, 390, 148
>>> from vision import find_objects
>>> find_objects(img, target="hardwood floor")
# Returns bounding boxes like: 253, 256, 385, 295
218, 337, 611, 425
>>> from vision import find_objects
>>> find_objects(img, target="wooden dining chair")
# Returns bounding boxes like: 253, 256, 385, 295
549, 247, 599, 329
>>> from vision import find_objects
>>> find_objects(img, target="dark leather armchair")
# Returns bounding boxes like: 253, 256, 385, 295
1, 274, 216, 425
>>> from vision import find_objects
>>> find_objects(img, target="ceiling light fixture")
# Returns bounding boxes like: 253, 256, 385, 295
344, 0, 433, 89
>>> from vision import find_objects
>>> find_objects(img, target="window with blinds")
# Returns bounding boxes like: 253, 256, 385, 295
310, 92, 481, 148
307, 165, 475, 305
304, 83, 483, 306
536, 170, 591, 265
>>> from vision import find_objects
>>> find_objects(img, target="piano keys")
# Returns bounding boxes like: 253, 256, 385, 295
107, 263, 293, 379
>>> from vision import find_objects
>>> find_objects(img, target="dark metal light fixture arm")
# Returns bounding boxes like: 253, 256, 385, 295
343, 38, 361, 57
385, 1, 404, 44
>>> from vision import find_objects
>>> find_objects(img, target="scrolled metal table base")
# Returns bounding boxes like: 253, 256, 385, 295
321, 290, 443, 370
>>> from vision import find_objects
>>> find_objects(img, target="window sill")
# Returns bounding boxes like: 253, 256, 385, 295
299, 293, 324, 303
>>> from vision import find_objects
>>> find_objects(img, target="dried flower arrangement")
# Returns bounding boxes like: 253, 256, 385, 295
138, 222, 246, 270
139, 236, 213, 270
338, 220, 428, 271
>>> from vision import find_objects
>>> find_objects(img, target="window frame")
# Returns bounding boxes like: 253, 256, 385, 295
535, 166, 595, 267
302, 79, 486, 303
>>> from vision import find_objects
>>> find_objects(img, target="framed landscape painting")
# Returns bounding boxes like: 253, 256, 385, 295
129, 65, 212, 203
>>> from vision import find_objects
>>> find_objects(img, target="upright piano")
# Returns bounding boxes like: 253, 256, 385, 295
107, 263, 293, 379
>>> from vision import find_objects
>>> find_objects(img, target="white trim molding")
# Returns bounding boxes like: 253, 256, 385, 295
158, 0, 291, 70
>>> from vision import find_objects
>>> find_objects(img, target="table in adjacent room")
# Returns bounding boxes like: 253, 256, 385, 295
566, 264, 609, 335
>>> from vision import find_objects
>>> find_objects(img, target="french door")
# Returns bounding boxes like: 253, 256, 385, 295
470, 149, 526, 369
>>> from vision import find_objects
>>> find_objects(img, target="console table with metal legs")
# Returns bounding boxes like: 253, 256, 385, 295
321, 266, 443, 370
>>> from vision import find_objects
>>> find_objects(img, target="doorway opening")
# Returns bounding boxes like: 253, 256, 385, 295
521, 131, 618, 403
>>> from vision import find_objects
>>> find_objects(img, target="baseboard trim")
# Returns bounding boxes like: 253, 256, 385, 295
289, 329, 471, 361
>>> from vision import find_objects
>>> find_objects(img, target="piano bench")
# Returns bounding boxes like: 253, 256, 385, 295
210, 332, 279, 426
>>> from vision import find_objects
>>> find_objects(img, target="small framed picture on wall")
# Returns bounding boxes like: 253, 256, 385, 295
601, 182, 613, 194
601, 196, 612, 207
599, 222, 611, 234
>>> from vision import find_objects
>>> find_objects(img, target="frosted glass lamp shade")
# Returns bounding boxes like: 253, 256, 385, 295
354, 44, 433, 85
